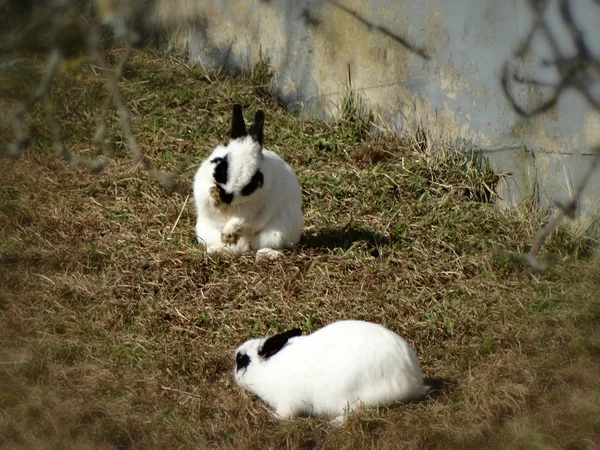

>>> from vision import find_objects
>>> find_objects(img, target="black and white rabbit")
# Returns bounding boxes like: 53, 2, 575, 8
193, 105, 303, 259
233, 320, 430, 422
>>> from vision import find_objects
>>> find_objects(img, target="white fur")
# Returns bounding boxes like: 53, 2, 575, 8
233, 320, 429, 421
193, 135, 303, 256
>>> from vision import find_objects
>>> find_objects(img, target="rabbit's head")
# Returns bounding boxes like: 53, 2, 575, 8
233, 328, 303, 387
209, 104, 267, 207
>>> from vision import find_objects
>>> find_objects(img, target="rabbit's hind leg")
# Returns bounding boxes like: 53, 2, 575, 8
256, 248, 283, 260
251, 213, 301, 259
251, 228, 288, 260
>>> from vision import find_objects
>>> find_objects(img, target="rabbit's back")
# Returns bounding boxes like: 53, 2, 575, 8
310, 321, 424, 395
271, 321, 427, 417
260, 149, 302, 225
233, 149, 303, 253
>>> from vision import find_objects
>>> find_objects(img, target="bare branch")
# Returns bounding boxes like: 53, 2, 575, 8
559, 0, 592, 61
500, 62, 560, 117
95, 45, 148, 168
503, 0, 600, 271
515, 20, 541, 58
94, 43, 189, 188
511, 72, 558, 88
5, 48, 61, 158
527, 148, 600, 263
2, 1, 188, 188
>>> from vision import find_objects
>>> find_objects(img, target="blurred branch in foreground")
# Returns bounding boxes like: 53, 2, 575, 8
1, 0, 187, 188
502, 0, 600, 271
2, 0, 431, 190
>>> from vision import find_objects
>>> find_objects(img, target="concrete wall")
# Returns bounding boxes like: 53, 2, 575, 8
151, 0, 600, 213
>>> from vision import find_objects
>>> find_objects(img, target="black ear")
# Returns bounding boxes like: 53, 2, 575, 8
230, 104, 247, 140
249, 110, 265, 146
258, 328, 302, 359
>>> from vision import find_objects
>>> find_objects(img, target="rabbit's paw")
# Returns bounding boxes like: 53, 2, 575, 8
221, 219, 244, 245
209, 186, 222, 207
221, 231, 241, 246
256, 248, 283, 261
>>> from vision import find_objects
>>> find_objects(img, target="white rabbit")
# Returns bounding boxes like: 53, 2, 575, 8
193, 104, 303, 259
233, 320, 430, 422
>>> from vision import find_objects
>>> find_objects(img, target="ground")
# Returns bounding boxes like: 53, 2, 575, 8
1, 49, 599, 449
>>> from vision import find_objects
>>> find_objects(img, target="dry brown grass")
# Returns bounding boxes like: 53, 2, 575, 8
1, 49, 599, 449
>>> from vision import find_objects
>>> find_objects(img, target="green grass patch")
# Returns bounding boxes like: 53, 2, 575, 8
1, 48, 599, 449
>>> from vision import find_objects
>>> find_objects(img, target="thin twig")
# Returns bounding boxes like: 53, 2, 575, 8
6, 48, 61, 157
161, 386, 204, 399
3, 3, 188, 188
528, 148, 600, 258
169, 194, 189, 236
97, 45, 147, 167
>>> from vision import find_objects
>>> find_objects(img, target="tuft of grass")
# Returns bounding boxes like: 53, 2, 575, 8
248, 50, 274, 98
544, 207, 600, 259
1, 48, 599, 449
335, 87, 374, 142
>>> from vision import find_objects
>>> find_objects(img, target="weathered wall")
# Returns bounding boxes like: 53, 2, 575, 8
151, 0, 600, 213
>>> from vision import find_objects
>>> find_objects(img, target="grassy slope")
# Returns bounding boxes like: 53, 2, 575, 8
1, 49, 599, 450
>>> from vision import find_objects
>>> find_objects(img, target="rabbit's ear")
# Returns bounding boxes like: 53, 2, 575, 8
258, 328, 302, 359
230, 104, 248, 140
249, 110, 265, 146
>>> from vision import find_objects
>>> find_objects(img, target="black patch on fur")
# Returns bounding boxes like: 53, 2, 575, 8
230, 104, 247, 140
241, 171, 264, 196
236, 352, 250, 371
216, 184, 233, 204
258, 328, 303, 359
210, 156, 229, 184
249, 110, 265, 146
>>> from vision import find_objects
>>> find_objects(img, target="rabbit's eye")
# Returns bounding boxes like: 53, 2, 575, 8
241, 171, 264, 196
236, 352, 250, 370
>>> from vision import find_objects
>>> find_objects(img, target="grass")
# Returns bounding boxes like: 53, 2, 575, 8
1, 48, 599, 449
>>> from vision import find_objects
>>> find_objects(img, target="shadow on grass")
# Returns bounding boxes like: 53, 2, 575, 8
300, 226, 390, 253
422, 377, 456, 401
387, 377, 456, 412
